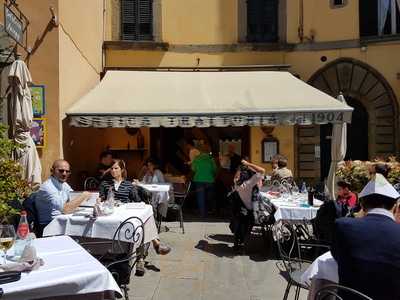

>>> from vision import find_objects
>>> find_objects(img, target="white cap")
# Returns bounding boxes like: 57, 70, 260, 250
359, 174, 400, 199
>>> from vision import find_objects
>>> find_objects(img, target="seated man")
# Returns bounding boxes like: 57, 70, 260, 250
336, 180, 357, 208
271, 156, 293, 183
35, 159, 91, 236
331, 174, 400, 300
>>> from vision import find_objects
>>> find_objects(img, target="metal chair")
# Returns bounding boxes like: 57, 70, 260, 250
84, 177, 100, 191
105, 216, 145, 300
79, 216, 145, 300
273, 221, 329, 300
161, 181, 191, 234
314, 284, 373, 300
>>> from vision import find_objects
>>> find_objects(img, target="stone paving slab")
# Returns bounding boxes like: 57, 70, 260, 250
130, 220, 307, 300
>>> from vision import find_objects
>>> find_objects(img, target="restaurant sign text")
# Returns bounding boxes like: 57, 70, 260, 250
4, 5, 23, 43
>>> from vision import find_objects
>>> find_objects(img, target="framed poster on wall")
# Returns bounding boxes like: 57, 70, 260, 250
30, 117, 46, 148
30, 85, 45, 117
262, 137, 279, 163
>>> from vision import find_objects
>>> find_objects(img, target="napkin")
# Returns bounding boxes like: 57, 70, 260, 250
125, 202, 146, 209
0, 245, 44, 272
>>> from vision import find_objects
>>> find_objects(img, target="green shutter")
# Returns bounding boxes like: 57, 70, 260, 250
247, 0, 278, 42
121, 0, 153, 41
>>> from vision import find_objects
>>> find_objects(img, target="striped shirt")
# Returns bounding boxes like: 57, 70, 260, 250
99, 180, 141, 203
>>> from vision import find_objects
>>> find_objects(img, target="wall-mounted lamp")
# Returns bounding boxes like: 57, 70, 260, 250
50, 7, 59, 27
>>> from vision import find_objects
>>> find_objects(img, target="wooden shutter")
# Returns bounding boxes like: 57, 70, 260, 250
121, 0, 153, 41
296, 125, 321, 183
247, 0, 278, 42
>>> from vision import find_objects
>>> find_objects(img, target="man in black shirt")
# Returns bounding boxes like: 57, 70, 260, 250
228, 143, 241, 173
97, 151, 114, 181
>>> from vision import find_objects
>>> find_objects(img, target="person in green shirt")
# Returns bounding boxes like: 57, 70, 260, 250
192, 145, 217, 217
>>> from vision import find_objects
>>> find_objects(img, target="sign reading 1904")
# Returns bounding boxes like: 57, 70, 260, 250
4, 5, 23, 43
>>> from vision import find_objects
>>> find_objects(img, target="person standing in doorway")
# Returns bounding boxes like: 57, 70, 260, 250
227, 143, 241, 173
185, 140, 200, 165
192, 144, 217, 217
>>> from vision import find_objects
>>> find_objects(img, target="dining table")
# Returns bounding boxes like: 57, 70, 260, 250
43, 203, 158, 245
261, 192, 323, 222
300, 251, 338, 300
137, 183, 171, 218
2, 236, 122, 300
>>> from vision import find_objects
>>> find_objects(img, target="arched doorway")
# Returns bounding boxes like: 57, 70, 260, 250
297, 58, 399, 181
320, 97, 369, 179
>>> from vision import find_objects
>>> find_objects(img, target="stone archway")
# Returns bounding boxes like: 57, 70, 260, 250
296, 58, 399, 181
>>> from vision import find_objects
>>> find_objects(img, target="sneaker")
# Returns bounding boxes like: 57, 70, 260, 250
135, 259, 145, 276
155, 244, 171, 255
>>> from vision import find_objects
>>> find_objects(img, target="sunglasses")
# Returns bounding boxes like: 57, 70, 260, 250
56, 169, 71, 174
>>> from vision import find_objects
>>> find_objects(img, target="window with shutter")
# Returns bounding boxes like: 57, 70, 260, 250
121, 0, 153, 41
359, 0, 400, 38
247, 0, 278, 42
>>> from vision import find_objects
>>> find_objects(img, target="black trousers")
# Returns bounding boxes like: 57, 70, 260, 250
229, 193, 253, 245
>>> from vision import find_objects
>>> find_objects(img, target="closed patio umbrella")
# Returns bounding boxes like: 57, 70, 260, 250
326, 93, 347, 199
7, 59, 41, 184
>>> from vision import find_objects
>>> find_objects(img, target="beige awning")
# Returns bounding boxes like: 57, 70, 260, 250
67, 70, 353, 127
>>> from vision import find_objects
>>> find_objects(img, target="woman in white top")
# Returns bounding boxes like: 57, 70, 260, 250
142, 158, 165, 184
230, 159, 265, 251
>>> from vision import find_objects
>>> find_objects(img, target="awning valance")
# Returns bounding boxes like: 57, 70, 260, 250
66, 70, 353, 127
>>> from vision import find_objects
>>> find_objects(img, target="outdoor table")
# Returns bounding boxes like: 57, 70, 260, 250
43, 203, 158, 244
300, 251, 338, 300
2, 236, 122, 300
261, 193, 322, 222
138, 183, 171, 218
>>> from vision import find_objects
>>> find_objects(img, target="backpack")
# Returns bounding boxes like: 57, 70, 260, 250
311, 200, 349, 244
253, 193, 276, 226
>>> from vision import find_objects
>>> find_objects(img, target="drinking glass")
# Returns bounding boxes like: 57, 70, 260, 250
0, 225, 16, 264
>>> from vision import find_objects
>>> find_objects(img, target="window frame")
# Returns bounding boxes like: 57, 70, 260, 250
359, 0, 400, 38
120, 0, 154, 42
330, 0, 347, 9
239, 0, 284, 43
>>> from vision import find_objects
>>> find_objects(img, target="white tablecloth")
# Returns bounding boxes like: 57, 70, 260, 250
263, 194, 321, 221
300, 251, 338, 285
43, 203, 158, 244
2, 236, 122, 300
138, 183, 171, 217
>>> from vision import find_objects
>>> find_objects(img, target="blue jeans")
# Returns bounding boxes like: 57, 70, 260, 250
195, 182, 214, 217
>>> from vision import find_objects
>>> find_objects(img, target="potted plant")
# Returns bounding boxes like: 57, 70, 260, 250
0, 124, 31, 224
336, 157, 400, 193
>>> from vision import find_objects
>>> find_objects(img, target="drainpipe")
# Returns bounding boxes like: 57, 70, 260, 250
298, 0, 304, 42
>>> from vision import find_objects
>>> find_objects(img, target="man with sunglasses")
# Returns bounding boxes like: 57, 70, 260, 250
35, 159, 91, 235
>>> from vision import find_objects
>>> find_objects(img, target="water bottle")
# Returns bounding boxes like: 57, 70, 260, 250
301, 182, 307, 194
104, 188, 115, 215
14, 211, 31, 258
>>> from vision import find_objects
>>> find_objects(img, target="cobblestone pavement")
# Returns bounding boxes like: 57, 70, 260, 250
129, 219, 307, 300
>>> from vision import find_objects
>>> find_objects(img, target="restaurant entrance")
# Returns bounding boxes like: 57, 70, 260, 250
150, 127, 250, 175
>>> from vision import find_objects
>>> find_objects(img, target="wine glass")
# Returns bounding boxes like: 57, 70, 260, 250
0, 225, 16, 264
